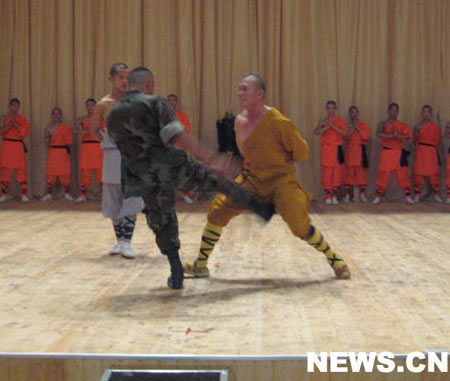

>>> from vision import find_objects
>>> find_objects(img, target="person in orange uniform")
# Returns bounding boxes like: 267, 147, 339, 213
167, 94, 192, 133
184, 75, 351, 280
445, 122, 450, 204
74, 98, 103, 203
0, 98, 30, 202
167, 93, 195, 204
314, 100, 349, 205
343, 106, 371, 203
412, 105, 443, 203
40, 107, 73, 201
373, 103, 413, 204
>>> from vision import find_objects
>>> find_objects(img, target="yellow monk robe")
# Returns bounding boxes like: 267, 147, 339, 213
187, 107, 350, 279
207, 107, 311, 236
0, 114, 30, 195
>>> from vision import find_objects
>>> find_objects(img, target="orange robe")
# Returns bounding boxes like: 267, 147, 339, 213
345, 121, 370, 185
46, 123, 72, 177
413, 122, 441, 176
375, 120, 413, 195
0, 114, 29, 169
80, 118, 103, 170
378, 121, 412, 171
413, 122, 441, 194
176, 110, 192, 133
80, 118, 104, 190
446, 147, 450, 192
320, 117, 348, 192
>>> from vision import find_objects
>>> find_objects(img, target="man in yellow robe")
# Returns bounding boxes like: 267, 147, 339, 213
184, 74, 351, 280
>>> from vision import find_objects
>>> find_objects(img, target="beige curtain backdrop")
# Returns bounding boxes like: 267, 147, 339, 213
0, 0, 449, 199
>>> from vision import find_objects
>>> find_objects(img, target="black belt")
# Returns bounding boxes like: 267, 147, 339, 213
400, 149, 410, 167
50, 145, 70, 154
418, 142, 436, 148
361, 145, 369, 168
4, 138, 27, 153
337, 145, 344, 164
82, 140, 100, 144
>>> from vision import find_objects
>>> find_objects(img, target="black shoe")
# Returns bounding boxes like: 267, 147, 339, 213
167, 272, 184, 289
249, 199, 275, 222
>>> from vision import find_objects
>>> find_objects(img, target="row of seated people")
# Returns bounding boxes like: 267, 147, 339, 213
1, 98, 449, 205
0, 94, 192, 203
315, 101, 450, 205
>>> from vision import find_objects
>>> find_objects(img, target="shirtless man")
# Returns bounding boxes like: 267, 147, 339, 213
89, 63, 144, 259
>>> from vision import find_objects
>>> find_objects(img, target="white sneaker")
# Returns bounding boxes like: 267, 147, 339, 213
183, 195, 193, 204
372, 196, 381, 204
433, 195, 443, 203
109, 242, 122, 255
64, 193, 74, 201
343, 194, 350, 203
21, 194, 30, 202
74, 195, 87, 203
0, 194, 13, 202
121, 241, 136, 259
331, 197, 339, 205
405, 196, 414, 204
360, 193, 368, 203
325, 197, 332, 205
413, 195, 420, 203
40, 194, 52, 202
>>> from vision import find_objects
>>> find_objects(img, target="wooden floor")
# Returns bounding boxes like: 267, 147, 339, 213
0, 199, 448, 356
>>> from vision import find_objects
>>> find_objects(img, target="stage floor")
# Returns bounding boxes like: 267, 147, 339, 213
0, 199, 448, 355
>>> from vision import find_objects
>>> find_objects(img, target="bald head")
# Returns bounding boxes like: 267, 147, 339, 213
244, 74, 266, 93
129, 66, 155, 95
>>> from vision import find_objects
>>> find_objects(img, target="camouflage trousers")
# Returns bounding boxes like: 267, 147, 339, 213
140, 150, 253, 255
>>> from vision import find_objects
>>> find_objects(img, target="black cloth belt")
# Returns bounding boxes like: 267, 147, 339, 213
361, 144, 369, 168
82, 140, 100, 144
400, 148, 410, 167
4, 138, 27, 153
418, 142, 436, 148
337, 145, 345, 164
50, 145, 70, 155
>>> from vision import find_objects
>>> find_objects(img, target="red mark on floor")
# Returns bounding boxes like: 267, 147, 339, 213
170, 327, 212, 335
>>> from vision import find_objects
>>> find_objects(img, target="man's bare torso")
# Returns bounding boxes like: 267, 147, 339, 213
235, 106, 270, 156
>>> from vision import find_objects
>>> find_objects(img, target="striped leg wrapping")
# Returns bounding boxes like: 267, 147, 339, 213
303, 226, 347, 269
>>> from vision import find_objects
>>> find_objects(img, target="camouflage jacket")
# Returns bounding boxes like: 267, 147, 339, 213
107, 91, 186, 197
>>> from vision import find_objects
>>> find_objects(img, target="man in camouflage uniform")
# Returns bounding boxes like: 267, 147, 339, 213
107, 67, 274, 290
